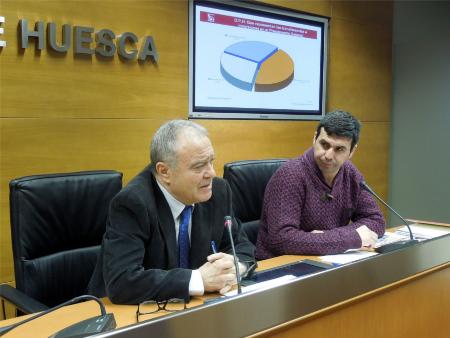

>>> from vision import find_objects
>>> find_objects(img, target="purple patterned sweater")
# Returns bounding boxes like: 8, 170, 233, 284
256, 148, 385, 259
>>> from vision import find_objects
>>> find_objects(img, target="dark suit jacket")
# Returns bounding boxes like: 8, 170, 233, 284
88, 165, 255, 304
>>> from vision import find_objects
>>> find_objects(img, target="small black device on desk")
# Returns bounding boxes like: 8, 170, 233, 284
242, 259, 331, 286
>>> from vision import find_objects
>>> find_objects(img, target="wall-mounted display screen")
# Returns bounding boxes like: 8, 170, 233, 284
189, 0, 329, 120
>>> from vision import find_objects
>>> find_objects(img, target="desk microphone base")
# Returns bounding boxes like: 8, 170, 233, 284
49, 313, 116, 338
375, 239, 419, 254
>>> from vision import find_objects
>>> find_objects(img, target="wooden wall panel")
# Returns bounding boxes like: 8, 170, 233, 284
331, 1, 393, 26
328, 18, 392, 122
0, 0, 393, 289
200, 120, 317, 176
1, 0, 188, 119
258, 0, 332, 17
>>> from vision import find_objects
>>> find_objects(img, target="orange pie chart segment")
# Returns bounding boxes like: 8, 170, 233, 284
255, 49, 294, 92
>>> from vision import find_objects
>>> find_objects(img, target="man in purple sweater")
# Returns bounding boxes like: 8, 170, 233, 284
256, 111, 385, 259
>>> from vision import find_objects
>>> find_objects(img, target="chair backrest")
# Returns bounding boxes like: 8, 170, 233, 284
223, 159, 287, 244
9, 170, 122, 308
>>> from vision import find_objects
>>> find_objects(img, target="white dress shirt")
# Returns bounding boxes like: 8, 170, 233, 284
156, 180, 204, 295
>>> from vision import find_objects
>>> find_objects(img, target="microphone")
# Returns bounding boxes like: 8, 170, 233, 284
360, 181, 418, 253
321, 193, 334, 202
224, 216, 242, 294
0, 295, 116, 337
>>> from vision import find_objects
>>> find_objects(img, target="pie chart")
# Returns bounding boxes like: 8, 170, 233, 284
220, 41, 294, 92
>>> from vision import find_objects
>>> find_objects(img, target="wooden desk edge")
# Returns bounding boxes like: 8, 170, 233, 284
406, 218, 450, 227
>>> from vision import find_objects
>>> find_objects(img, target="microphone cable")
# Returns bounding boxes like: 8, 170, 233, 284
0, 295, 112, 336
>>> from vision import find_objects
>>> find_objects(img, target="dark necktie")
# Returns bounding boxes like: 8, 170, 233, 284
178, 206, 192, 268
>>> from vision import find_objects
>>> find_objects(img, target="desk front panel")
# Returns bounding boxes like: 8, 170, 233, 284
95, 235, 449, 338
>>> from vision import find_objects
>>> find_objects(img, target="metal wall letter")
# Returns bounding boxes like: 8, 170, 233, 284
138, 36, 159, 62
47, 23, 71, 53
12, 18, 159, 64
74, 26, 94, 55
117, 32, 138, 60
20, 19, 44, 50
95, 29, 116, 57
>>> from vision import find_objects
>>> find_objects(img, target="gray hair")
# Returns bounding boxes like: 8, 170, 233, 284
150, 119, 208, 168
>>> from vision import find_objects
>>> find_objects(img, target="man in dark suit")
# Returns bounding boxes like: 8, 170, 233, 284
88, 120, 255, 304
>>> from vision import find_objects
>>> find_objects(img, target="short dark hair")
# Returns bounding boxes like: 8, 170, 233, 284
315, 110, 361, 150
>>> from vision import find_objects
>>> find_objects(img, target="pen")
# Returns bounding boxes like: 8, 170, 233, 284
211, 240, 218, 254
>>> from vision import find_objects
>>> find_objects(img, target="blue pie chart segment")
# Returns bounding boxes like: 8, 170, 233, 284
220, 41, 278, 91
224, 41, 277, 63
220, 53, 259, 91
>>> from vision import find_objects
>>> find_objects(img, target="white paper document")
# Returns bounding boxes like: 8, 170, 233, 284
395, 224, 450, 240
375, 232, 408, 248
319, 250, 377, 265
225, 274, 296, 297
320, 224, 450, 266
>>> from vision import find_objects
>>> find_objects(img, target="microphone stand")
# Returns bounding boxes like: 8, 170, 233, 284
224, 216, 242, 294
360, 181, 418, 253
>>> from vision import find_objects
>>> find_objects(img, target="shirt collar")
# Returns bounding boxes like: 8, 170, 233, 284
156, 179, 192, 219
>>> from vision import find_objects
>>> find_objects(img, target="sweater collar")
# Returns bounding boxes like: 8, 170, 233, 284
304, 147, 344, 188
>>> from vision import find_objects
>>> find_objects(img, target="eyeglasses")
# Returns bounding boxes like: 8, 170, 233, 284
136, 298, 187, 322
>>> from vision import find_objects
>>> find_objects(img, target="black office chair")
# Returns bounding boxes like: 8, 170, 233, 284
0, 170, 122, 317
223, 159, 287, 245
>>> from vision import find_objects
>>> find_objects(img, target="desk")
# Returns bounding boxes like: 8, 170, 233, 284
1, 234, 449, 338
